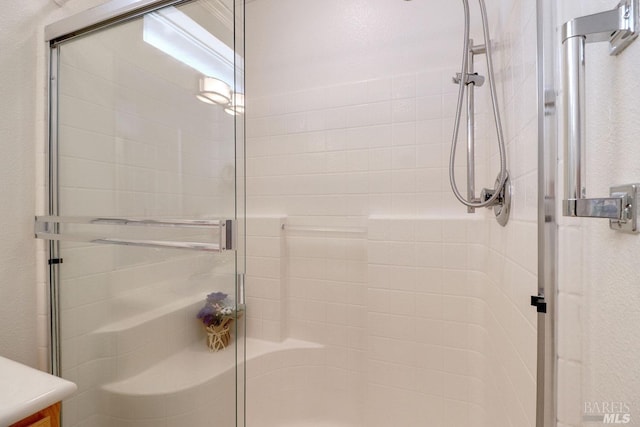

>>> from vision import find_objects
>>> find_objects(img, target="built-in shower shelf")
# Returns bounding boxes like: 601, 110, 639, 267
94, 294, 203, 334
102, 338, 322, 396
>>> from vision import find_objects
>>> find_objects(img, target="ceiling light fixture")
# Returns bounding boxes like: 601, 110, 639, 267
197, 76, 232, 105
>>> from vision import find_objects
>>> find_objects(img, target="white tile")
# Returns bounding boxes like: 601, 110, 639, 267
392, 146, 416, 169
416, 95, 443, 121
416, 70, 444, 96
346, 102, 392, 128
392, 74, 417, 99
392, 99, 416, 123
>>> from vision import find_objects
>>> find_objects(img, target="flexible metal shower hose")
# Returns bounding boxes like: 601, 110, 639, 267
449, 0, 508, 208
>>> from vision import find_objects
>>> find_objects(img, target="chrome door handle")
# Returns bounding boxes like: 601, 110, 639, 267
35, 216, 235, 251
562, 0, 639, 232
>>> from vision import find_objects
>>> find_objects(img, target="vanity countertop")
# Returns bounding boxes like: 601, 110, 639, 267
0, 356, 76, 425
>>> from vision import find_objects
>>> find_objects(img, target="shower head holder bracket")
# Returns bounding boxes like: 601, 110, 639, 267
452, 72, 485, 87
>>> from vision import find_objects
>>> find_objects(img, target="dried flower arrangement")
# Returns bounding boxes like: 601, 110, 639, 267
196, 292, 241, 351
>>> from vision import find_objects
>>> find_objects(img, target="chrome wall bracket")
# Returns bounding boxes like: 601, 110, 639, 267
563, 184, 639, 233
610, 184, 639, 233
562, 0, 638, 54
562, 1, 639, 231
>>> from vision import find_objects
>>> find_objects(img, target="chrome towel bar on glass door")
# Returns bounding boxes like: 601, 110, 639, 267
35, 216, 234, 252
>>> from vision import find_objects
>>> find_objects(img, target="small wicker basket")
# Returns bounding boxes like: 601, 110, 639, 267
204, 317, 233, 351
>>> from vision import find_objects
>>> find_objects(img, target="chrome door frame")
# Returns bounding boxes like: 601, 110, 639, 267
45, 0, 189, 43
47, 44, 61, 376
536, 0, 558, 425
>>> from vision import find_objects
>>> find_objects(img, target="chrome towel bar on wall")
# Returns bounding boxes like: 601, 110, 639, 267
562, 0, 640, 233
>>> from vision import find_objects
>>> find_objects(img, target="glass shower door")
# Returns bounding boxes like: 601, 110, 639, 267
38, 1, 245, 426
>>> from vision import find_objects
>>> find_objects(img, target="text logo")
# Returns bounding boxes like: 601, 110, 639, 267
583, 401, 631, 424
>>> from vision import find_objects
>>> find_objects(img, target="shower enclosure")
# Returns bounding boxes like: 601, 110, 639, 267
37, 0, 550, 426
242, 0, 538, 426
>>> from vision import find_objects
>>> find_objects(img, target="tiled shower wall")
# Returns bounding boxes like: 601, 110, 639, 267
481, 0, 539, 425
246, 69, 476, 218
365, 217, 489, 426
246, 0, 538, 425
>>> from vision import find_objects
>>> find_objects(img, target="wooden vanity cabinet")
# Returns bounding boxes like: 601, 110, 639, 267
9, 402, 60, 427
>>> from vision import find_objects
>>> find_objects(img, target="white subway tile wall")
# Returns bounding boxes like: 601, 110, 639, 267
244, 217, 537, 426
244, 0, 538, 425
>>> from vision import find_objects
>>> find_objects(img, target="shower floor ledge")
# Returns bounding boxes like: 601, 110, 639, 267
102, 337, 322, 396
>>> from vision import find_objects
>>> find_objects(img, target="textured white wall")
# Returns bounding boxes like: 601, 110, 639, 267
0, 0, 219, 377
0, 0, 123, 368
557, 1, 640, 426
0, 0, 54, 368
